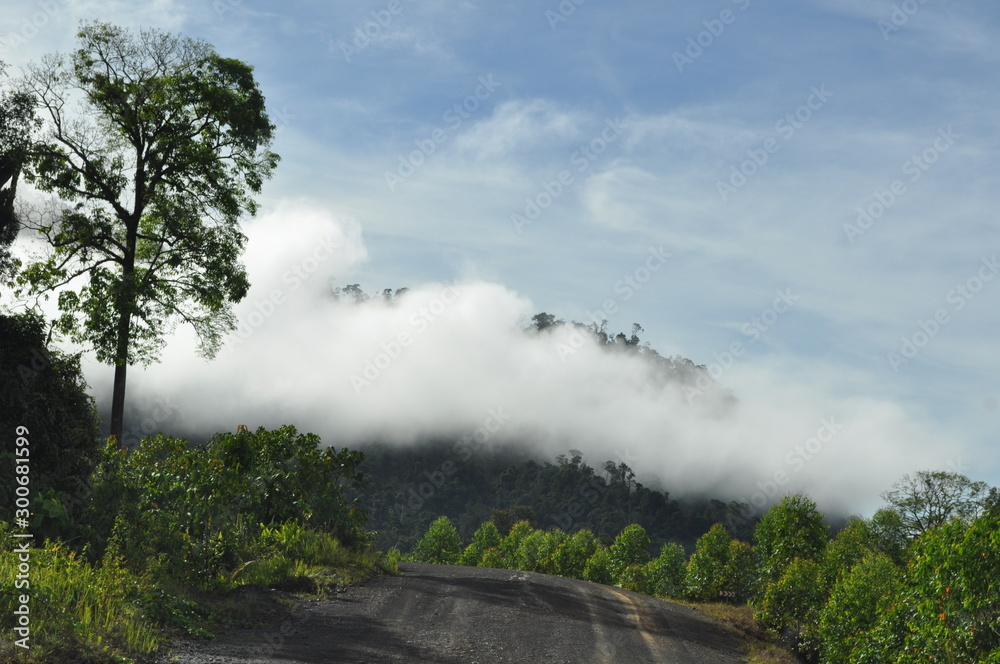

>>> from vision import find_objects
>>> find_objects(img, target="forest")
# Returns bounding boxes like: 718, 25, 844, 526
2, 19, 999, 664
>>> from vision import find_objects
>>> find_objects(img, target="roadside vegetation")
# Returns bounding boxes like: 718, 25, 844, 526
0, 421, 394, 664
403, 483, 1000, 663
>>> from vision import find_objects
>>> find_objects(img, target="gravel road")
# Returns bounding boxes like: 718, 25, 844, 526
162, 562, 746, 663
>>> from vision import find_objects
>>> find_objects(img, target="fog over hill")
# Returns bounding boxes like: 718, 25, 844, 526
83, 202, 959, 519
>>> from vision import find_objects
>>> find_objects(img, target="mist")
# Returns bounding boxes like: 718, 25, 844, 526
84, 200, 961, 518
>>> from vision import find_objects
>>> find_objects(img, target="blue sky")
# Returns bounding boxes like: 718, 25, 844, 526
3, 0, 998, 512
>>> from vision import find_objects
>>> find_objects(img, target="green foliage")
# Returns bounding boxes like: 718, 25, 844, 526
514, 528, 547, 572
459, 521, 502, 566
754, 494, 827, 583
685, 523, 733, 601
867, 507, 910, 565
881, 470, 990, 538
554, 528, 600, 579
479, 547, 507, 569
609, 523, 651, 581
17, 21, 280, 441
499, 521, 535, 565
0, 313, 102, 540
897, 512, 1000, 662
412, 516, 463, 565
83, 425, 368, 587
491, 505, 536, 535
725, 539, 760, 602
819, 517, 876, 593
0, 524, 160, 662
360, 440, 752, 554
582, 546, 614, 585
818, 553, 905, 664
618, 563, 652, 594
754, 558, 824, 657
533, 528, 567, 575
0, 61, 39, 284
644, 542, 686, 598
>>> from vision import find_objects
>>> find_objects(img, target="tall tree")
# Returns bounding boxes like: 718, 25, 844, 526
881, 470, 990, 537
16, 22, 279, 441
0, 60, 38, 285
753, 493, 827, 583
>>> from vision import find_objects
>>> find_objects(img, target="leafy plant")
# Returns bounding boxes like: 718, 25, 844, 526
609, 523, 651, 581
685, 523, 733, 601
411, 516, 463, 565
753, 494, 827, 584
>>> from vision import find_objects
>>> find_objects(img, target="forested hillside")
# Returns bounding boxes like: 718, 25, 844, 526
356, 441, 756, 553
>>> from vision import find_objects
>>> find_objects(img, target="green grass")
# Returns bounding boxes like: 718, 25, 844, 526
687, 602, 799, 664
0, 538, 159, 663
0, 524, 396, 664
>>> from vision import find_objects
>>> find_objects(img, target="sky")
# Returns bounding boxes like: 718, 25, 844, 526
2, 0, 998, 517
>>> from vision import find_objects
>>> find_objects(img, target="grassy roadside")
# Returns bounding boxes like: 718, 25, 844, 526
687, 602, 798, 664
0, 531, 397, 664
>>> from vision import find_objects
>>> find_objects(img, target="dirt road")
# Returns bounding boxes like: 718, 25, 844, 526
164, 563, 745, 663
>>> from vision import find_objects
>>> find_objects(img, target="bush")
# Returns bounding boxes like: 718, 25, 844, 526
0, 313, 102, 541
818, 553, 904, 664
754, 494, 827, 584
724, 539, 759, 602
582, 546, 613, 585
535, 529, 567, 575
412, 516, 463, 565
685, 523, 732, 602
754, 558, 824, 657
896, 513, 1000, 662
618, 563, 652, 594
459, 522, 502, 567
479, 546, 507, 569
515, 528, 547, 572
554, 528, 599, 580
645, 542, 686, 598
609, 524, 651, 581
499, 521, 534, 566
82, 425, 369, 587
820, 517, 875, 594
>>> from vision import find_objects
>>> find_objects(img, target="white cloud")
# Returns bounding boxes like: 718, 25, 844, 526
453, 99, 586, 160
89, 224, 958, 515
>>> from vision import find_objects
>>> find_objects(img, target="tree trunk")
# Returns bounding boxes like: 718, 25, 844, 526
109, 248, 135, 444
109, 307, 131, 444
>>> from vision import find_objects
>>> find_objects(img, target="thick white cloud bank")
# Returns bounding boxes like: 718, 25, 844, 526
81, 202, 960, 518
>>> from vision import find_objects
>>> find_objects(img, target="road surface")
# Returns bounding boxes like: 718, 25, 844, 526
163, 562, 745, 663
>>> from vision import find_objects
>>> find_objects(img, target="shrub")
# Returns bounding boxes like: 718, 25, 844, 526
609, 524, 651, 581
412, 516, 463, 565
479, 546, 507, 569
754, 494, 827, 584
499, 521, 534, 566
0, 313, 102, 542
645, 542, 686, 598
685, 523, 732, 601
459, 522, 502, 567
818, 553, 904, 664
896, 513, 1000, 662
724, 539, 759, 602
82, 425, 369, 587
618, 563, 652, 594
755, 558, 824, 657
582, 546, 613, 585
554, 528, 599, 580
0, 523, 159, 662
